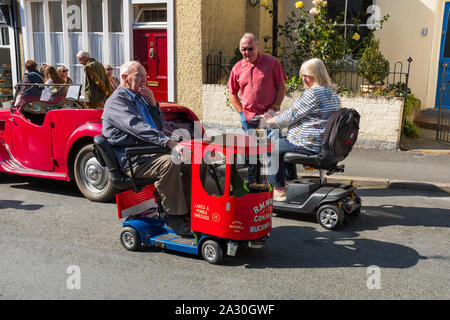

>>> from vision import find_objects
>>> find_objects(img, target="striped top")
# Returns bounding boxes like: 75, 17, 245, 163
273, 86, 340, 153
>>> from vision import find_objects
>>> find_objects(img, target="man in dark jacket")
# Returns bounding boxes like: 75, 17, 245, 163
77, 51, 112, 109
102, 61, 191, 235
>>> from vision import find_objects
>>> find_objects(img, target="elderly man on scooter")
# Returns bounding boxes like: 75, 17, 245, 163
102, 61, 191, 236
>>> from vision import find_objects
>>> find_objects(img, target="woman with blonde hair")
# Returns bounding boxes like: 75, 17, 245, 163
262, 58, 340, 201
57, 66, 73, 84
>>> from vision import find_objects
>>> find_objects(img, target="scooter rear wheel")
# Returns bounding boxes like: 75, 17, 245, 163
201, 240, 223, 264
317, 204, 344, 230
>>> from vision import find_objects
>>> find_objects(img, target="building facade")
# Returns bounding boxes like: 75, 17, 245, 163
1, 0, 450, 117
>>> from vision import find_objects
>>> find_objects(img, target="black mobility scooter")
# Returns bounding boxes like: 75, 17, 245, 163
256, 108, 362, 230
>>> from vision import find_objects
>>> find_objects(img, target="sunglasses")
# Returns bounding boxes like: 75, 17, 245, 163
240, 47, 254, 52
107, 68, 114, 71
62, 69, 69, 72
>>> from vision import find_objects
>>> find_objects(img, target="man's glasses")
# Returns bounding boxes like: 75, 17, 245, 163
240, 47, 254, 52
107, 68, 114, 71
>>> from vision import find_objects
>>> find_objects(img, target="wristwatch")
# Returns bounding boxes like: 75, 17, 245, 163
273, 104, 280, 111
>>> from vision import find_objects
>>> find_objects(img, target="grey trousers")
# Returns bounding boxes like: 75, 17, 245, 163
133, 154, 189, 215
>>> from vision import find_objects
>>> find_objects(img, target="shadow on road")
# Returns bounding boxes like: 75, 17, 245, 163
234, 224, 427, 269
0, 172, 84, 199
0, 199, 44, 211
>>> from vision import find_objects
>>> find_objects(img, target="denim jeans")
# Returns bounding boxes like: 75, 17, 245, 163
268, 137, 317, 188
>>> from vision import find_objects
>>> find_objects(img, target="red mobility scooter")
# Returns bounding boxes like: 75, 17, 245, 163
94, 129, 274, 264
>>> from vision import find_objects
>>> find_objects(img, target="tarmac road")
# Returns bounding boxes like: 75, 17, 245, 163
0, 173, 449, 300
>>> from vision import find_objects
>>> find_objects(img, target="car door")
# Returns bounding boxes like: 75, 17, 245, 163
9, 103, 54, 171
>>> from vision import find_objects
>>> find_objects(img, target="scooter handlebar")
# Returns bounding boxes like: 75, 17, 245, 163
249, 115, 261, 123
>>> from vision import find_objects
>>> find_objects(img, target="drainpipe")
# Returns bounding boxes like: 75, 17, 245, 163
272, 0, 278, 57
11, 0, 21, 79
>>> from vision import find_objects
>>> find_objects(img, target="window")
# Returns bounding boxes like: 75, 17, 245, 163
134, 4, 167, 25
25, 0, 125, 85
109, 0, 124, 77
30, 2, 46, 65
87, 0, 103, 62
327, 0, 377, 54
0, 26, 9, 46
67, 0, 83, 85
49, 1, 63, 65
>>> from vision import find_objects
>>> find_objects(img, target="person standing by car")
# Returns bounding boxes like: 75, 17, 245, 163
57, 66, 73, 84
104, 64, 120, 90
43, 66, 68, 103
77, 50, 112, 109
17, 60, 45, 105
102, 60, 192, 236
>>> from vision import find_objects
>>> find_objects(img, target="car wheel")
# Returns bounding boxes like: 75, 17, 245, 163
120, 227, 142, 251
74, 144, 117, 202
316, 204, 344, 230
201, 240, 223, 264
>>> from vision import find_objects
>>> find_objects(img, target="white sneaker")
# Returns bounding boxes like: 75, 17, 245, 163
273, 188, 287, 202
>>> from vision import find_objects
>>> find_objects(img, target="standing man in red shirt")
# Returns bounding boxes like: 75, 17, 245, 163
227, 33, 287, 133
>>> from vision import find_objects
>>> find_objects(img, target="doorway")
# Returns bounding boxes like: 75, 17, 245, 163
133, 29, 168, 102
436, 2, 450, 109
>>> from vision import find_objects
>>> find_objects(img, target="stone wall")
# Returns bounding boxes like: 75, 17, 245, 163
202, 84, 405, 150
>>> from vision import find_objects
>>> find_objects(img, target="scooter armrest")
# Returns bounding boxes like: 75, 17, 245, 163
125, 145, 170, 156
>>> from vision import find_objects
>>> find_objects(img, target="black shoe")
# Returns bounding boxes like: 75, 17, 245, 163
164, 214, 192, 237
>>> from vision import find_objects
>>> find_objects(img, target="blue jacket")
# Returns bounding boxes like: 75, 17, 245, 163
21, 69, 45, 97
102, 85, 170, 172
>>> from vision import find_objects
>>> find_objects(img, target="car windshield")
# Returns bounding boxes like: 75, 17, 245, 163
11, 83, 83, 112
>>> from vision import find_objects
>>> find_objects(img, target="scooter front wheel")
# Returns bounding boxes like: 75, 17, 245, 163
120, 227, 142, 251
201, 240, 223, 264
317, 204, 344, 230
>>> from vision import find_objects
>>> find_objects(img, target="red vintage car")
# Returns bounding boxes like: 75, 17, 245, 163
0, 83, 201, 202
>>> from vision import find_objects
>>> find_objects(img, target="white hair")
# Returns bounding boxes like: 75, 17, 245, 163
76, 50, 90, 59
240, 33, 258, 45
119, 61, 141, 78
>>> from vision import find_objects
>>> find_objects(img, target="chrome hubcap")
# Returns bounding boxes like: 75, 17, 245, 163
319, 208, 339, 229
82, 156, 108, 193
122, 232, 135, 247
204, 244, 216, 260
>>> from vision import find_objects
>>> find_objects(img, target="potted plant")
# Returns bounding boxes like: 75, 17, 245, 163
358, 38, 390, 92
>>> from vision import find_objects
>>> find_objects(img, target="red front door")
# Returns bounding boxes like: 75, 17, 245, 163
133, 29, 168, 102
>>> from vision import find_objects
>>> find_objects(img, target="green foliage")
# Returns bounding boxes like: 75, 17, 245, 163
358, 38, 390, 85
285, 76, 303, 93
404, 93, 419, 115
403, 119, 419, 138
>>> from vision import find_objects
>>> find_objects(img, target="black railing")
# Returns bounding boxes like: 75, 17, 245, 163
437, 63, 450, 144
330, 57, 412, 97
206, 52, 233, 85
206, 53, 412, 98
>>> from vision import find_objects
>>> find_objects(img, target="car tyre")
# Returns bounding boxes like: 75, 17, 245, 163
316, 203, 344, 230
120, 227, 142, 251
201, 240, 223, 264
74, 144, 117, 202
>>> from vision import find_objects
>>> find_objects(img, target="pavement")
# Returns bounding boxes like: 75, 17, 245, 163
302, 128, 450, 193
